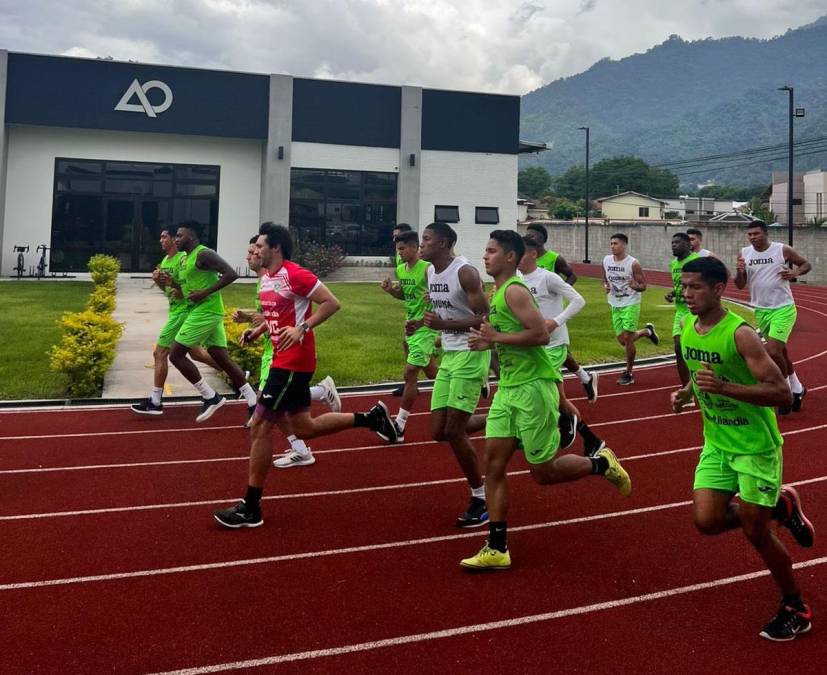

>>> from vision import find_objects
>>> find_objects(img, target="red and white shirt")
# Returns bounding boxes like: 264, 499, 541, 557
259, 260, 321, 372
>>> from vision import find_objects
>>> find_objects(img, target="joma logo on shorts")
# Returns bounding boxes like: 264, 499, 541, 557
684, 346, 723, 363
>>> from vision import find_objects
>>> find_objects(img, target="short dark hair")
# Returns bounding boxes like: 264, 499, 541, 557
686, 228, 703, 238
259, 222, 293, 260
490, 229, 525, 264
395, 231, 419, 246
425, 221, 457, 247
393, 223, 413, 233
249, 235, 258, 245
683, 256, 729, 287
672, 232, 690, 243
178, 220, 204, 239
747, 219, 768, 233
526, 223, 548, 243
611, 233, 628, 244
522, 235, 542, 252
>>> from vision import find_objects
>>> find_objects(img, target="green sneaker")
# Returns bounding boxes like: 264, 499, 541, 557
599, 448, 632, 497
460, 544, 511, 571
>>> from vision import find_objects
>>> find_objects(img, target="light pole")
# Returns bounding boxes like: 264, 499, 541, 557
578, 126, 591, 263
777, 86, 804, 246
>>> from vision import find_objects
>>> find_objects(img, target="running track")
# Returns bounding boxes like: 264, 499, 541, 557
1, 273, 825, 674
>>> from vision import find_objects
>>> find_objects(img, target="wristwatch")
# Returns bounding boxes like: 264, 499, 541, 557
299, 321, 310, 333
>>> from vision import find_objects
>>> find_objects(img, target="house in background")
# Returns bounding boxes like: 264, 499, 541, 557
597, 191, 666, 220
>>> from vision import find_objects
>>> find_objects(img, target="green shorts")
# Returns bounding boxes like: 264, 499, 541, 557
673, 305, 691, 338
259, 338, 274, 387
755, 304, 797, 344
431, 350, 491, 414
406, 326, 438, 368
157, 306, 189, 349
485, 379, 560, 464
174, 307, 227, 349
545, 344, 568, 378
611, 304, 641, 335
693, 442, 782, 508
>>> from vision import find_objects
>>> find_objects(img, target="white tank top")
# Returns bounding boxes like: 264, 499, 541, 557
603, 254, 641, 308
742, 242, 793, 309
427, 256, 476, 351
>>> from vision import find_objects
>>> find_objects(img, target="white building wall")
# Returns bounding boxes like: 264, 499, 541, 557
601, 195, 664, 220
1, 125, 262, 275
803, 170, 827, 223
419, 150, 517, 274
291, 142, 400, 173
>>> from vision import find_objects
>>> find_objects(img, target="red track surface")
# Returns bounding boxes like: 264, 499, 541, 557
2, 275, 826, 674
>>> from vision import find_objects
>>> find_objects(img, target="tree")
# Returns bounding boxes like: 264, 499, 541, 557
744, 196, 775, 223
553, 156, 679, 200
518, 166, 552, 198
551, 198, 580, 220
696, 184, 768, 200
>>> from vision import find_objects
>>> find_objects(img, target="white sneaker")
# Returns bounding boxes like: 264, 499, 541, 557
274, 450, 315, 468
318, 375, 341, 412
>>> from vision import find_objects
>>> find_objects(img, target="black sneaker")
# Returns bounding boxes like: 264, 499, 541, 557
196, 394, 225, 423
456, 497, 488, 528
778, 400, 793, 416
130, 399, 163, 416
645, 322, 660, 346
213, 500, 263, 529
583, 371, 599, 403
393, 421, 405, 443
584, 437, 606, 458
390, 385, 404, 397
366, 401, 398, 443
617, 372, 634, 386
776, 486, 815, 548
759, 603, 812, 641
559, 411, 578, 450
792, 387, 807, 412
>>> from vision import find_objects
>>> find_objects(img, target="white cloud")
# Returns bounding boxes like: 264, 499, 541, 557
0, 0, 824, 94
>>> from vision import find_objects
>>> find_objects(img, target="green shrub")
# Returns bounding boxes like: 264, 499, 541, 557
88, 254, 121, 285
293, 240, 346, 278
87, 282, 117, 314
223, 307, 265, 387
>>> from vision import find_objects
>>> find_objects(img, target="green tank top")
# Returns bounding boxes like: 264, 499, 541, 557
396, 259, 431, 321
489, 277, 559, 386
681, 310, 782, 454
182, 244, 224, 314
536, 250, 559, 274
159, 251, 186, 311
670, 252, 700, 307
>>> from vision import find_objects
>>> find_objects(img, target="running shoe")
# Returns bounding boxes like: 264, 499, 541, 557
393, 421, 405, 443
759, 603, 812, 641
456, 497, 488, 528
584, 437, 606, 458
792, 387, 807, 413
274, 450, 316, 468
130, 399, 163, 416
598, 448, 632, 497
196, 394, 225, 423
317, 375, 342, 413
583, 371, 599, 403
460, 544, 511, 571
617, 372, 634, 386
213, 500, 263, 528
776, 486, 815, 548
645, 322, 660, 346
559, 411, 578, 450
366, 401, 398, 443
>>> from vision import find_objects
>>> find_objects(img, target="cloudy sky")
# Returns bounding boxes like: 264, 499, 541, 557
1, 0, 825, 94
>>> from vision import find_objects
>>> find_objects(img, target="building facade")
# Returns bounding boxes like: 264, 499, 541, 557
0, 51, 523, 275
597, 191, 666, 220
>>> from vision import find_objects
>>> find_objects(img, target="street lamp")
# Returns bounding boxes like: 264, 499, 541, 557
777, 86, 804, 246
578, 126, 591, 263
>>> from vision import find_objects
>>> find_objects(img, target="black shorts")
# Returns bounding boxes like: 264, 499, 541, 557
256, 368, 313, 421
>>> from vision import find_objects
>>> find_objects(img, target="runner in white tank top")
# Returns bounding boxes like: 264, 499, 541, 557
687, 228, 716, 259
735, 220, 812, 412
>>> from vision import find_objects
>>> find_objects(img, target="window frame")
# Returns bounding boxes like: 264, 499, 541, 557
638, 206, 650, 218
475, 206, 499, 225
434, 205, 460, 223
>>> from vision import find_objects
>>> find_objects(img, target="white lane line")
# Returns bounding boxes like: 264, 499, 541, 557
0, 425, 242, 442
2, 473, 825, 590
151, 556, 827, 675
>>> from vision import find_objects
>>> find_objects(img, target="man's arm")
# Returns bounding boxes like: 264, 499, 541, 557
189, 249, 239, 303
380, 277, 405, 300
423, 265, 489, 331
471, 284, 549, 349
781, 246, 811, 280
630, 261, 647, 292
274, 283, 341, 352
694, 325, 791, 408
554, 255, 578, 285
546, 272, 585, 331
734, 253, 747, 289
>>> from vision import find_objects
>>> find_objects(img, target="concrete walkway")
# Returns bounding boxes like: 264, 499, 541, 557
102, 279, 232, 399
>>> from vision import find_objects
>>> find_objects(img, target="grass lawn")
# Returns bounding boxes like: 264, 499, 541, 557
0, 281, 92, 400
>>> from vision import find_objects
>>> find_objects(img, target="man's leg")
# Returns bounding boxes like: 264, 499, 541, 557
565, 349, 598, 402
190, 346, 221, 371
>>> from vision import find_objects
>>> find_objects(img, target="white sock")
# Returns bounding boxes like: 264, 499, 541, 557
575, 367, 591, 384
395, 408, 410, 429
239, 382, 257, 406
788, 373, 804, 394
150, 387, 163, 406
471, 485, 485, 500
310, 385, 324, 401
287, 434, 309, 455
193, 378, 216, 399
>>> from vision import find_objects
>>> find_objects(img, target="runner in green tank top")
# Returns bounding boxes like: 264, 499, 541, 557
671, 257, 814, 641
459, 230, 631, 571
168, 220, 259, 423
666, 233, 700, 386
388, 223, 415, 396
381, 231, 438, 441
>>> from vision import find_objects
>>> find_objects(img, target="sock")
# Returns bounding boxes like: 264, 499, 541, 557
783, 593, 805, 611
150, 387, 163, 406
471, 485, 485, 500
575, 367, 590, 384
488, 521, 508, 552
287, 434, 309, 455
310, 385, 324, 401
772, 494, 791, 521
395, 408, 410, 429
244, 485, 263, 509
590, 455, 609, 475
353, 412, 370, 428
239, 382, 257, 406
577, 421, 601, 448
193, 378, 216, 399
788, 373, 804, 394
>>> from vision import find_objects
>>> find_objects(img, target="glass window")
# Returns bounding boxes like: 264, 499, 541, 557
106, 162, 168, 179
174, 165, 219, 180
326, 171, 361, 200
175, 184, 217, 197
475, 207, 499, 225
638, 207, 650, 217
434, 205, 460, 223
105, 180, 153, 195
56, 160, 102, 175
291, 183, 325, 200
56, 178, 103, 193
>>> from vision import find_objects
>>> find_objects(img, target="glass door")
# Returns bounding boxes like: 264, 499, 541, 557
103, 198, 137, 271
137, 199, 171, 272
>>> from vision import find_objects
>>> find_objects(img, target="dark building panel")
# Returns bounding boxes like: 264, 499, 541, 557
292, 79, 400, 148
422, 89, 519, 154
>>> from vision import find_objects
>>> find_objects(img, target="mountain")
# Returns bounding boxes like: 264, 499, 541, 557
520, 18, 827, 190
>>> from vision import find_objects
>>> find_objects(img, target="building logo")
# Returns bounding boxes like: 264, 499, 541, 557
115, 79, 173, 118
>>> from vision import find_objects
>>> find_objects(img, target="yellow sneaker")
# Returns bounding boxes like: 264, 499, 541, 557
599, 448, 631, 497
460, 544, 511, 570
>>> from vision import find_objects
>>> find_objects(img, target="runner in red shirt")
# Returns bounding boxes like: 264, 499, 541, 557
214, 223, 397, 529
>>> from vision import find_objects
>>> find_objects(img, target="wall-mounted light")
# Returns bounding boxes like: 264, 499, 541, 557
277, 145, 284, 160
409, 153, 416, 167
